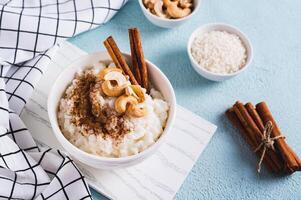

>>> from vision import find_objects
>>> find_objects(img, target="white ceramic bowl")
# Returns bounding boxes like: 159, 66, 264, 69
138, 0, 202, 28
48, 51, 176, 169
187, 23, 253, 81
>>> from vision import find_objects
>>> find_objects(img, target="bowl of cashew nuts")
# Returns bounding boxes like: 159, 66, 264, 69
139, 0, 201, 28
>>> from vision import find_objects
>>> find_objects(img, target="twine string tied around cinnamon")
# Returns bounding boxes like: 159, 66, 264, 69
253, 121, 285, 173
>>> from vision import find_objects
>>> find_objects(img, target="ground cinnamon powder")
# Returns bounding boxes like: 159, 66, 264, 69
65, 70, 132, 140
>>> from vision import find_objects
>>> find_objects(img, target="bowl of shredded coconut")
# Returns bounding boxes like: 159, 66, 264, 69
187, 23, 253, 81
48, 52, 176, 169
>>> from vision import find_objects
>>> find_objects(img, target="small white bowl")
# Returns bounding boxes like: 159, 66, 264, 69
48, 51, 176, 169
138, 0, 202, 28
187, 23, 253, 81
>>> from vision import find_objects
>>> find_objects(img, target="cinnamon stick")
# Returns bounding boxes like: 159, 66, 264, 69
232, 104, 258, 146
128, 28, 149, 91
256, 102, 301, 172
129, 28, 142, 85
245, 103, 265, 132
103, 36, 138, 85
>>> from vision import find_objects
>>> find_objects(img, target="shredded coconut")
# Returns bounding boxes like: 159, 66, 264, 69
191, 30, 247, 74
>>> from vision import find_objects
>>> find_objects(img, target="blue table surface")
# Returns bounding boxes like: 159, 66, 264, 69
69, 0, 301, 199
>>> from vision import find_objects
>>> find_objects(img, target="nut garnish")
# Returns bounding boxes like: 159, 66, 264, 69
100, 68, 130, 97
98, 66, 147, 118
98, 67, 123, 80
126, 104, 147, 118
125, 85, 145, 103
101, 80, 126, 97
114, 95, 138, 114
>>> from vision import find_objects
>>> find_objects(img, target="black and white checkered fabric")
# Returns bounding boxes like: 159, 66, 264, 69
0, 0, 127, 199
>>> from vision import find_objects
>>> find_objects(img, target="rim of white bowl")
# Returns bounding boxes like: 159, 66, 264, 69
187, 23, 253, 77
48, 51, 177, 163
138, 0, 202, 22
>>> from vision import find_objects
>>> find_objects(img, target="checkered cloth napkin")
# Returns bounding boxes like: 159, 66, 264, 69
0, 0, 127, 199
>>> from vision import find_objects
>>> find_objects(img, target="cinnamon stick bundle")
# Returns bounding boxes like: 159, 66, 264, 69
226, 101, 301, 174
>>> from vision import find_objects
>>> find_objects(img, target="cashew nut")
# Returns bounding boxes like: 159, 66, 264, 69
125, 85, 145, 103
154, 1, 167, 18
126, 104, 147, 118
100, 68, 130, 97
114, 95, 138, 114
143, 0, 157, 10
163, 0, 191, 19
179, 0, 193, 9
102, 80, 126, 97
104, 71, 128, 85
98, 67, 123, 80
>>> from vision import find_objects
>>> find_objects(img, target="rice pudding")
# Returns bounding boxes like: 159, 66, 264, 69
57, 62, 169, 158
